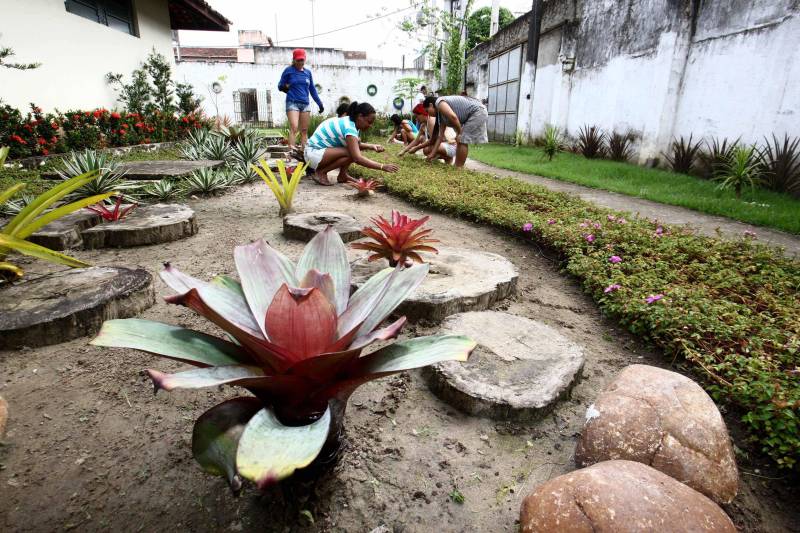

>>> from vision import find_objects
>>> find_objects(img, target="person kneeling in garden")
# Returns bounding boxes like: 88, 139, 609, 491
304, 101, 398, 185
423, 94, 488, 168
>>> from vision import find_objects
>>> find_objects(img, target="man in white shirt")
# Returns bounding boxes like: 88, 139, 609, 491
413, 85, 427, 109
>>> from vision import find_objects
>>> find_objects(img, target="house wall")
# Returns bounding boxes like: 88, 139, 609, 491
467, 0, 800, 161
175, 61, 432, 124
0, 0, 174, 111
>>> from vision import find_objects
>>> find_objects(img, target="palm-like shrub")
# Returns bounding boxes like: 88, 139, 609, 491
541, 124, 564, 161
714, 145, 763, 198
91, 227, 474, 491
182, 168, 231, 196
577, 125, 606, 159
663, 135, 703, 174
759, 134, 800, 198
607, 132, 635, 162
57, 150, 138, 201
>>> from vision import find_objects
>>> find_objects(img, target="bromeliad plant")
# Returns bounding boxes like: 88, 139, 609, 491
253, 159, 307, 216
345, 177, 381, 198
351, 210, 439, 267
91, 227, 474, 491
86, 196, 137, 222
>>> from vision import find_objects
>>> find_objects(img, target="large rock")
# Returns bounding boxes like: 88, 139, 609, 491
80, 204, 197, 249
0, 395, 7, 437
283, 212, 362, 243
575, 365, 738, 504
520, 460, 735, 533
425, 311, 584, 420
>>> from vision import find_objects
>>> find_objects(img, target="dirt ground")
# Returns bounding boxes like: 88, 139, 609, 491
1, 179, 798, 532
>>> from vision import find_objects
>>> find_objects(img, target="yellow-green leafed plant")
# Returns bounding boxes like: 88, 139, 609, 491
253, 159, 307, 216
0, 146, 9, 166
0, 166, 116, 284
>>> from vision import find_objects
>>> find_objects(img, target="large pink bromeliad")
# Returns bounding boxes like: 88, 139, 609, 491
91, 226, 475, 492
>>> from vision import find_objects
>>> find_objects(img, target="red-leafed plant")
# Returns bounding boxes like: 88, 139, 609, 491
345, 177, 381, 198
351, 210, 439, 267
91, 227, 474, 492
86, 196, 137, 222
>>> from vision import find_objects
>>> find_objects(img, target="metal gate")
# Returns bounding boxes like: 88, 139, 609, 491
487, 45, 522, 142
233, 89, 258, 124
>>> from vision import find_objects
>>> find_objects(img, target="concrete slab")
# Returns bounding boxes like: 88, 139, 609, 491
424, 311, 585, 421
351, 248, 518, 323
0, 266, 155, 349
283, 212, 363, 243
81, 204, 197, 249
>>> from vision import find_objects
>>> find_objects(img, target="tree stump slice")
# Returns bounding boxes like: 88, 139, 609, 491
81, 204, 197, 249
267, 145, 291, 154
351, 248, 518, 323
28, 209, 101, 251
0, 266, 155, 349
283, 212, 363, 243
423, 311, 585, 421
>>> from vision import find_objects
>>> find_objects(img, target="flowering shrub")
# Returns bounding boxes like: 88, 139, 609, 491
0, 102, 210, 159
353, 148, 800, 470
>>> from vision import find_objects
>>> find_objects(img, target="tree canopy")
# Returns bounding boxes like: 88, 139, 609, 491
467, 6, 515, 50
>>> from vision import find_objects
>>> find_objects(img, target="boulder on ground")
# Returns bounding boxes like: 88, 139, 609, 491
520, 460, 735, 533
575, 364, 738, 504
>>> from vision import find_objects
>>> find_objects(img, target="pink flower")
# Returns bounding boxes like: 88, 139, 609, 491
645, 294, 664, 304
593, 222, 602, 230
522, 223, 533, 232
547, 219, 556, 225
607, 215, 616, 222
617, 218, 627, 224
609, 255, 622, 264
585, 234, 595, 243
655, 226, 664, 237
579, 222, 589, 228
604, 284, 621, 293
744, 230, 757, 239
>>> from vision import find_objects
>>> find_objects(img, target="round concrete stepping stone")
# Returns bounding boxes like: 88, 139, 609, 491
351, 248, 518, 323
283, 212, 363, 243
424, 311, 584, 420
81, 203, 197, 249
0, 266, 155, 349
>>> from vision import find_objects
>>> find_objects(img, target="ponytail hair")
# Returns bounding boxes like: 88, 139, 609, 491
423, 95, 437, 108
390, 114, 401, 126
347, 101, 376, 124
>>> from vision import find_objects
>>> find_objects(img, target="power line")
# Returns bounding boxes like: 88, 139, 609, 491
274, 4, 418, 45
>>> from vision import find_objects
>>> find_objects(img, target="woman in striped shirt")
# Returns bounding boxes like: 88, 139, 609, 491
304, 101, 399, 185
423, 95, 488, 167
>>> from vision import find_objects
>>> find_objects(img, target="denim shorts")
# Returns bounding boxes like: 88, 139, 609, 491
286, 100, 312, 112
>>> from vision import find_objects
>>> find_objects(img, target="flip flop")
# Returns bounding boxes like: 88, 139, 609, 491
312, 173, 334, 186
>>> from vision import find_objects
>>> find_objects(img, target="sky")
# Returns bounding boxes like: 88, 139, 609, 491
178, 0, 534, 68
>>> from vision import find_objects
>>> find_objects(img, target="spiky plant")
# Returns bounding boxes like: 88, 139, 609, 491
0, 193, 36, 217
663, 135, 703, 175
230, 164, 260, 184
351, 210, 439, 267
1, 170, 113, 283
759, 134, 800, 198
202, 133, 234, 162
608, 132, 635, 162
253, 159, 307, 216
91, 228, 475, 491
182, 168, 232, 196
57, 150, 138, 202
541, 124, 564, 161
231, 135, 267, 168
141, 179, 182, 202
179, 128, 211, 160
86, 196, 137, 222
697, 138, 739, 180
714, 145, 763, 198
577, 125, 606, 159
345, 178, 381, 198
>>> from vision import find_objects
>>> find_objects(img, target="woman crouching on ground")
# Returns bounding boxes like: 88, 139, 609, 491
387, 114, 418, 145
398, 104, 457, 164
304, 101, 399, 185
423, 94, 488, 167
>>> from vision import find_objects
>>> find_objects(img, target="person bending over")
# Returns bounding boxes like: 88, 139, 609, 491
399, 105, 456, 164
277, 48, 324, 151
422, 95, 488, 167
336, 102, 350, 117
386, 114, 418, 145
305, 101, 398, 185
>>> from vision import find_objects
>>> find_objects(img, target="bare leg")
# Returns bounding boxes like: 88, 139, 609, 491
337, 161, 354, 183
454, 142, 469, 168
299, 111, 311, 149
313, 146, 351, 185
437, 145, 454, 165
287, 110, 300, 150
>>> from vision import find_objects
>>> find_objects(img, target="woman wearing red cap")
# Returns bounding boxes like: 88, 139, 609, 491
278, 49, 324, 151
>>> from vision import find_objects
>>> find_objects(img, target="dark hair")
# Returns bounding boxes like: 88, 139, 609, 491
423, 96, 437, 108
336, 102, 350, 116
420, 85, 426, 91
347, 101, 375, 123
390, 114, 401, 126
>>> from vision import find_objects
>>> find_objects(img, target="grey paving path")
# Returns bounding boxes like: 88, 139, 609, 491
466, 159, 800, 259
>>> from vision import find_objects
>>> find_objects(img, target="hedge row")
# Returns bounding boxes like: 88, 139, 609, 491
352, 151, 800, 469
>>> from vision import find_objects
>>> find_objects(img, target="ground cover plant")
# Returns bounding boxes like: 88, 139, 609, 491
469, 143, 800, 234
90, 227, 475, 491
352, 149, 800, 469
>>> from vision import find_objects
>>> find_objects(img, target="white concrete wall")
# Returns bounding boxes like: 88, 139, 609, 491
175, 61, 433, 124
0, 0, 174, 111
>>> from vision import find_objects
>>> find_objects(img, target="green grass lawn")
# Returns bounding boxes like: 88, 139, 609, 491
470, 144, 800, 235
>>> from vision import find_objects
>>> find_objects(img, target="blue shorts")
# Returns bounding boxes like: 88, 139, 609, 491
286, 100, 312, 112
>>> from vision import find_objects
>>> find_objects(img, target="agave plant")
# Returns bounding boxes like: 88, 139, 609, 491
0, 193, 36, 217
230, 164, 260, 184
183, 168, 232, 196
351, 210, 439, 267
714, 145, 763, 198
577, 125, 606, 159
91, 227, 474, 491
141, 179, 182, 202
231, 135, 267, 167
759, 134, 800, 197
253, 159, 307, 216
541, 124, 564, 161
179, 128, 211, 160
86, 196, 137, 222
202, 133, 234, 162
345, 177, 381, 198
0, 169, 113, 282
57, 150, 138, 202
663, 135, 703, 174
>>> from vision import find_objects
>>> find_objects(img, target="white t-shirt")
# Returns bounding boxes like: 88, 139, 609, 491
413, 91, 426, 108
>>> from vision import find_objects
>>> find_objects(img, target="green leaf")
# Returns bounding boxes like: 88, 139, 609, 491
356, 263, 429, 337
352, 334, 475, 376
146, 365, 269, 392
0, 183, 25, 206
0, 233, 89, 268
192, 397, 262, 494
90, 318, 251, 367
236, 406, 331, 488
337, 267, 394, 336
16, 192, 115, 239
296, 226, 351, 314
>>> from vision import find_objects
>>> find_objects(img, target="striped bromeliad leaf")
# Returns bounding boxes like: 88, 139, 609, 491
91, 226, 475, 491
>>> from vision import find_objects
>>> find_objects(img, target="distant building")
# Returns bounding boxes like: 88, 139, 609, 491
1, 0, 230, 111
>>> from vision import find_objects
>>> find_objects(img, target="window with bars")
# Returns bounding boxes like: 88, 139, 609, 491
65, 0, 137, 36
487, 46, 522, 142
